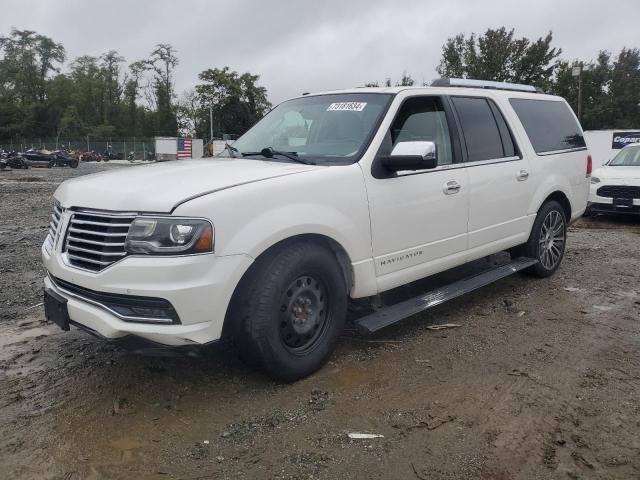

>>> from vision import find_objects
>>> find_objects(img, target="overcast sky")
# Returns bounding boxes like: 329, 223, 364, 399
1, 0, 637, 105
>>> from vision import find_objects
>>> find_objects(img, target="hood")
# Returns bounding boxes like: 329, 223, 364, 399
55, 158, 319, 212
594, 165, 640, 181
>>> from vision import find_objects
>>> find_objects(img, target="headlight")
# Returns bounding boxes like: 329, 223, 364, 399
125, 217, 213, 255
590, 177, 600, 184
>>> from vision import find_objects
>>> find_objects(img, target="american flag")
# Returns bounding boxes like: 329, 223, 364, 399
177, 137, 192, 159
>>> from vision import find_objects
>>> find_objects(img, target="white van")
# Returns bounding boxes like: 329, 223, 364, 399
42, 78, 591, 380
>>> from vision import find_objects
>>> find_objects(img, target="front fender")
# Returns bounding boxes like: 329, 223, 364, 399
173, 164, 377, 297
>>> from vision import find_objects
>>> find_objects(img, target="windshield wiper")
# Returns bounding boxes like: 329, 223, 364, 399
223, 142, 239, 157
242, 147, 316, 165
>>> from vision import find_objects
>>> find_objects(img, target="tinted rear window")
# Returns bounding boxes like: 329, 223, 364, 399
509, 99, 585, 154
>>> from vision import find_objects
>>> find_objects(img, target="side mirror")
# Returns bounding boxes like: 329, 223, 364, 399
382, 141, 438, 171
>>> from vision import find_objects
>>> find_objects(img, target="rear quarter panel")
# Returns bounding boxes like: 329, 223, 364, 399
495, 93, 590, 222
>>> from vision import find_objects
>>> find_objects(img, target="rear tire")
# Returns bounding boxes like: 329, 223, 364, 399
228, 241, 347, 381
522, 200, 567, 278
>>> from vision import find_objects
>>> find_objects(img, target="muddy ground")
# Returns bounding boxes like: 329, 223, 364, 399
1, 162, 639, 480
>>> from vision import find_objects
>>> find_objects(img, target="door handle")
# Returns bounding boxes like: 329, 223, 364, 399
443, 180, 461, 195
516, 169, 529, 181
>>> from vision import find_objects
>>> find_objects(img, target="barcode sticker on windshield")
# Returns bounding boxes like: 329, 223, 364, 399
327, 102, 367, 112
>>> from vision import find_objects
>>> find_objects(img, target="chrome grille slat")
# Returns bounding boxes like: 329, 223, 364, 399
66, 253, 114, 266
72, 219, 133, 228
63, 210, 134, 272
68, 226, 129, 237
65, 244, 127, 257
46, 203, 63, 245
67, 236, 126, 247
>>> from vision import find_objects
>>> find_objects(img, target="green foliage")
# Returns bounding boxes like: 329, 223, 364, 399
192, 66, 271, 139
435, 27, 639, 130
437, 27, 562, 90
550, 49, 640, 130
0, 28, 271, 143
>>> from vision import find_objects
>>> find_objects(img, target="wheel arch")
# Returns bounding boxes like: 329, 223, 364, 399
540, 190, 572, 221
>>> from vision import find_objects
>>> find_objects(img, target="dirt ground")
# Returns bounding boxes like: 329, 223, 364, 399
1, 163, 639, 480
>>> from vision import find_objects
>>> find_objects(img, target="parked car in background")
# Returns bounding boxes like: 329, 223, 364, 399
42, 79, 590, 380
21, 149, 79, 168
587, 143, 640, 215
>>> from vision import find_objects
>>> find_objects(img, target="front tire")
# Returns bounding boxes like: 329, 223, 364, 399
228, 241, 347, 381
522, 201, 567, 278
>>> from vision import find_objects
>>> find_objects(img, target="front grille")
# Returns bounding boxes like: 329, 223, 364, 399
597, 185, 640, 199
63, 211, 135, 272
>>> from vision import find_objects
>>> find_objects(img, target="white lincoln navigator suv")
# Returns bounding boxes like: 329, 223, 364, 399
42, 78, 591, 380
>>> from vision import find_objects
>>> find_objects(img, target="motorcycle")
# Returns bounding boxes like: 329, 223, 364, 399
78, 151, 102, 162
103, 150, 123, 160
51, 150, 79, 168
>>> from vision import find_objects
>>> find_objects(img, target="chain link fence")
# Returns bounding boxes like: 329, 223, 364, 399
0, 137, 155, 160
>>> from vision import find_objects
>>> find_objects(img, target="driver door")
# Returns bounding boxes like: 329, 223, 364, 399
363, 95, 469, 292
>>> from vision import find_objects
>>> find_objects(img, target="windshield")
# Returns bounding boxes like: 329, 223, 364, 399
609, 147, 640, 167
225, 93, 392, 164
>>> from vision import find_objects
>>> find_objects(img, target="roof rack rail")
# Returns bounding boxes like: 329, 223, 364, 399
431, 77, 544, 94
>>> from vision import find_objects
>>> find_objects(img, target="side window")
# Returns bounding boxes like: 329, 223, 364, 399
451, 96, 510, 162
391, 96, 453, 165
509, 98, 586, 154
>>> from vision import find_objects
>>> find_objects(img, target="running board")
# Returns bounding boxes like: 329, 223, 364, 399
355, 257, 538, 334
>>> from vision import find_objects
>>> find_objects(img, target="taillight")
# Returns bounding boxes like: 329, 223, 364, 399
586, 154, 592, 177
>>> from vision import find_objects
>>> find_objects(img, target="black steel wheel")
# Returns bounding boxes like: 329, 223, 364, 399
278, 275, 331, 355
228, 241, 347, 381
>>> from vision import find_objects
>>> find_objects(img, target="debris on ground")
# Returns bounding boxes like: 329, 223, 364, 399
348, 433, 384, 439
426, 323, 461, 330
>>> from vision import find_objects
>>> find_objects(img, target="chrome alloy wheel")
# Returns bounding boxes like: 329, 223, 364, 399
538, 210, 565, 270
278, 275, 330, 354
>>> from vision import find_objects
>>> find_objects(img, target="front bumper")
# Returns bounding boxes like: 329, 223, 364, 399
43, 246, 253, 346
587, 201, 640, 215
588, 183, 640, 215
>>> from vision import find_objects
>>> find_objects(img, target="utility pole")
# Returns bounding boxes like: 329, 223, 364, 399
572, 63, 583, 121
209, 105, 214, 142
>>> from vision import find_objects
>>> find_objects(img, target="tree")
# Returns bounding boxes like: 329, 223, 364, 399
437, 28, 562, 90
99, 50, 124, 126
176, 89, 201, 136
56, 105, 85, 147
147, 44, 178, 135
396, 72, 414, 86
122, 60, 146, 135
609, 48, 640, 128
0, 29, 65, 137
551, 52, 612, 130
194, 67, 270, 139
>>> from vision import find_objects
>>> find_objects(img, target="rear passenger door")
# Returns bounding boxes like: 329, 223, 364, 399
450, 96, 533, 256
